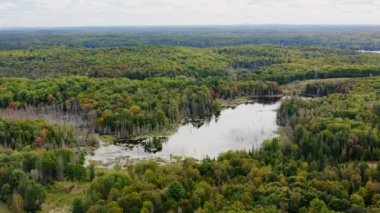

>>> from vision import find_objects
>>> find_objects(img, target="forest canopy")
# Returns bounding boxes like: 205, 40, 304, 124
1, 27, 380, 212
1, 45, 380, 83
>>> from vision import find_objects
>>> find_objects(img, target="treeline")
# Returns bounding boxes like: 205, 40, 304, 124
303, 81, 350, 97
0, 118, 75, 150
233, 47, 380, 84
0, 46, 229, 79
1, 26, 380, 49
1, 45, 380, 84
0, 76, 282, 138
214, 45, 298, 71
257, 64, 380, 84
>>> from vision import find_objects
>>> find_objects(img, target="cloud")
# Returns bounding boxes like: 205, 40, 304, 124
33, 0, 73, 9
0, 2, 17, 10
0, 0, 379, 27
334, 0, 375, 5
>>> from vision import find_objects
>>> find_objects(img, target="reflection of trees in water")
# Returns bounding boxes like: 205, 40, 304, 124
187, 98, 280, 128
183, 99, 281, 129
116, 100, 281, 154
253, 97, 282, 105
183, 113, 219, 129
119, 136, 168, 154
142, 137, 168, 153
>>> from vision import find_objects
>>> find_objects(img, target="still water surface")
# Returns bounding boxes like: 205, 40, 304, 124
87, 99, 280, 165
358, 50, 380, 54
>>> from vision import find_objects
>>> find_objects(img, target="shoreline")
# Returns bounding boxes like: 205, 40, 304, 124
85, 96, 282, 168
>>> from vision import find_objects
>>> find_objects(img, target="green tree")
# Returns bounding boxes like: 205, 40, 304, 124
72, 198, 85, 213
18, 180, 46, 212
168, 181, 186, 201
350, 194, 365, 207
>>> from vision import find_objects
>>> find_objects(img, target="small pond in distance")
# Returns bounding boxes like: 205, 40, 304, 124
87, 98, 281, 166
358, 50, 380, 54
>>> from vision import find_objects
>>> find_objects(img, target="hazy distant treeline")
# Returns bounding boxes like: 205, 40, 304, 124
1, 26, 380, 49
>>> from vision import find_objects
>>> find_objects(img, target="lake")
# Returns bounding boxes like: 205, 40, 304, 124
358, 50, 380, 54
87, 98, 281, 166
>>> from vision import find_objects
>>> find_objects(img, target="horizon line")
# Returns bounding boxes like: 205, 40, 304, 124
1, 24, 380, 29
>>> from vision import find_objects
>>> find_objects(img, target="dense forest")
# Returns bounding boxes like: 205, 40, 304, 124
1, 27, 380, 212
1, 45, 380, 83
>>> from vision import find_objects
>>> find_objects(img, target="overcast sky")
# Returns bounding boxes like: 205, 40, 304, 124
0, 0, 379, 27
